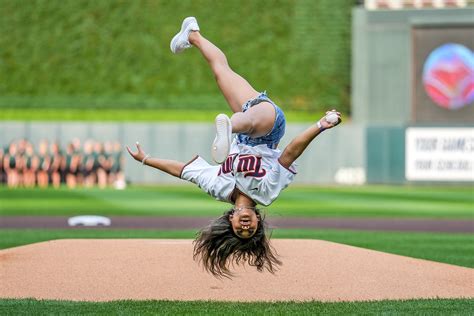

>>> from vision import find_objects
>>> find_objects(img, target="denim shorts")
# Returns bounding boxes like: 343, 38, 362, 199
236, 91, 286, 149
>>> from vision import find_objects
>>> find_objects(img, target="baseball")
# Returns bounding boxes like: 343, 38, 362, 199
325, 112, 339, 124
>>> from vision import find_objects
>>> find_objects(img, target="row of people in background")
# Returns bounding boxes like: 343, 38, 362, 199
0, 139, 124, 189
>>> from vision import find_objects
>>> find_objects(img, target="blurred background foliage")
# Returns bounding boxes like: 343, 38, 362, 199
0, 0, 354, 114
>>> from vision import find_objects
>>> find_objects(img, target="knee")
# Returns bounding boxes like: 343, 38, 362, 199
230, 112, 254, 134
246, 103, 276, 137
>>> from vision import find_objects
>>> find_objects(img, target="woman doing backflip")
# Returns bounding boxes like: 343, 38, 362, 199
127, 17, 341, 278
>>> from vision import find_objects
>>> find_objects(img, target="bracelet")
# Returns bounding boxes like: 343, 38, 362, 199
316, 121, 325, 132
141, 154, 150, 165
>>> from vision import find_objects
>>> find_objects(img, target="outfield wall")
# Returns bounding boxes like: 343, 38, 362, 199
0, 122, 365, 185
352, 7, 474, 184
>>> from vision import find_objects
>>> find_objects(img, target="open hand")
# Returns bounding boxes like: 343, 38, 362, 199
319, 109, 342, 129
126, 142, 147, 162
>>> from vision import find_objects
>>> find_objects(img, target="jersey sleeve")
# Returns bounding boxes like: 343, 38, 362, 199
180, 156, 218, 187
258, 160, 296, 206
180, 156, 234, 202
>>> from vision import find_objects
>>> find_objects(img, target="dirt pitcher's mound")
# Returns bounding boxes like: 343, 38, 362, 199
0, 239, 472, 302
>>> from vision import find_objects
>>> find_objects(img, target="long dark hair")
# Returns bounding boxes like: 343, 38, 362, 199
193, 208, 282, 278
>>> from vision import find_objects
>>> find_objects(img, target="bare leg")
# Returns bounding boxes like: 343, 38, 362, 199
97, 168, 107, 189
188, 32, 257, 113
52, 171, 61, 188
189, 32, 275, 138
66, 174, 76, 189
37, 171, 48, 188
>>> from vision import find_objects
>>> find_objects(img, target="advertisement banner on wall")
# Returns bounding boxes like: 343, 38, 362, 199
405, 128, 474, 181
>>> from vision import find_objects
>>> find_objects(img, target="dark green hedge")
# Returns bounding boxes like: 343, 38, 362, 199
0, 0, 354, 112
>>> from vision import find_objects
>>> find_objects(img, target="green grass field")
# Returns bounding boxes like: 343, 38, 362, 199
1, 185, 473, 314
0, 108, 324, 122
0, 298, 472, 315
1, 185, 473, 218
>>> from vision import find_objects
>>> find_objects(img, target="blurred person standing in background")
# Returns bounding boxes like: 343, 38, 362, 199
94, 142, 108, 188
111, 141, 125, 188
3, 142, 20, 188
62, 142, 78, 188
22, 141, 38, 188
82, 140, 95, 187
72, 138, 83, 186
37, 140, 50, 188
49, 142, 62, 188
16, 139, 28, 186
0, 148, 4, 184
102, 141, 114, 186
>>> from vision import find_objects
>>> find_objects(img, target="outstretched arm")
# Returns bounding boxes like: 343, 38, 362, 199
126, 142, 184, 178
279, 110, 341, 169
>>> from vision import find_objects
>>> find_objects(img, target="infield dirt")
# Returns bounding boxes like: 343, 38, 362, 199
0, 239, 472, 302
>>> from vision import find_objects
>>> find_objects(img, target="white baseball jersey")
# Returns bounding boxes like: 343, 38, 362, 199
180, 140, 297, 206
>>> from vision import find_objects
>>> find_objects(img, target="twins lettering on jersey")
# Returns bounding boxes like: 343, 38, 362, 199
219, 154, 237, 175
218, 154, 266, 178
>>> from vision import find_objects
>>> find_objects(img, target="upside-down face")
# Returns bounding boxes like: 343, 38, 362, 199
229, 206, 260, 239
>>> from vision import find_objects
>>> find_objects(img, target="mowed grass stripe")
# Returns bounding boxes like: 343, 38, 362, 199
0, 298, 472, 315
1, 229, 472, 268
1, 186, 473, 218
0, 108, 322, 122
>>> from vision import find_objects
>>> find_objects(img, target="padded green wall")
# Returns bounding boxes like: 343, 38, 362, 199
366, 127, 405, 184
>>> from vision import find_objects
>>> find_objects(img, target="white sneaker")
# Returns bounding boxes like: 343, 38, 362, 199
212, 114, 232, 164
170, 17, 200, 54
